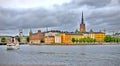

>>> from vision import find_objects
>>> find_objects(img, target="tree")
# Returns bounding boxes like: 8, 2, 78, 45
1, 37, 6, 42
75, 29, 79, 33
73, 37, 96, 43
72, 38, 76, 43
93, 39, 96, 42
78, 31, 82, 34
26, 36, 30, 42
78, 38, 82, 43
40, 39, 44, 43
16, 37, 21, 42
90, 29, 93, 33
76, 38, 79, 43
104, 35, 120, 42
104, 36, 111, 42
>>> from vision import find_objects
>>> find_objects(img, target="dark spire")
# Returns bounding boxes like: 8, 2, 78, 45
81, 11, 84, 24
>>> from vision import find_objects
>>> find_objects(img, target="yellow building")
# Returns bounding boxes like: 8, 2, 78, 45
61, 32, 105, 44
61, 33, 84, 44
94, 32, 105, 41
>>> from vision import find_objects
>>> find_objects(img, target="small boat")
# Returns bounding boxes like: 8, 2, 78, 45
7, 37, 20, 50
7, 43, 20, 50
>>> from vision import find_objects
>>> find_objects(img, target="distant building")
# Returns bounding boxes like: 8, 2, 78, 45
29, 30, 44, 44
83, 32, 105, 41
61, 33, 83, 44
94, 32, 105, 41
44, 31, 61, 44
45, 36, 55, 44
29, 11, 106, 44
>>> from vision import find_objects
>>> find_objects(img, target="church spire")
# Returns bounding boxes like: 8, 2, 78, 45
81, 11, 84, 24
80, 11, 86, 33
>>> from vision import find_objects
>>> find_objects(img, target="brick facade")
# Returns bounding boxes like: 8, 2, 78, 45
80, 24, 86, 33
29, 30, 44, 44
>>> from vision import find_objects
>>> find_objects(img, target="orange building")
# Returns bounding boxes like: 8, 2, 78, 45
94, 32, 105, 41
29, 30, 44, 44
61, 33, 83, 44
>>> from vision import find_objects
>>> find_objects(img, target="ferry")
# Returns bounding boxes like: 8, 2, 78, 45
7, 37, 20, 50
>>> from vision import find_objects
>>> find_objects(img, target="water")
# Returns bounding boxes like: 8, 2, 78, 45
0, 45, 120, 66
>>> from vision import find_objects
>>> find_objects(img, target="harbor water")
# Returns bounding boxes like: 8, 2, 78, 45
0, 44, 120, 66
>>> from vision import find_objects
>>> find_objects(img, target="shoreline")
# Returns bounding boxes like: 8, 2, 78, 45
1, 42, 120, 46
29, 42, 120, 46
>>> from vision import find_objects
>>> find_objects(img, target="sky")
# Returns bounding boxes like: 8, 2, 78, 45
0, 0, 120, 36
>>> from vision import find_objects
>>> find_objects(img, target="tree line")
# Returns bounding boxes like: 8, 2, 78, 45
72, 37, 96, 43
104, 36, 120, 42
72, 35, 120, 43
1, 36, 30, 43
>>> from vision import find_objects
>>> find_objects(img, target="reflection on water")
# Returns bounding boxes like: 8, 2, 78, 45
0, 45, 120, 66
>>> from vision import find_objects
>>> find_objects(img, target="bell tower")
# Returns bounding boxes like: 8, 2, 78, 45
80, 12, 86, 33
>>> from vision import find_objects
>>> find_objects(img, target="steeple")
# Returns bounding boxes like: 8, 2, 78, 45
80, 11, 86, 33
81, 11, 84, 24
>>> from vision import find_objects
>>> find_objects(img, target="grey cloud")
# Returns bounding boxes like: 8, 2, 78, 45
0, 0, 120, 35
0, 7, 80, 30
61, 0, 111, 9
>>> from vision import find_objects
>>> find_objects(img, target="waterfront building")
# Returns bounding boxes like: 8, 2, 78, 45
29, 30, 44, 44
94, 32, 105, 41
44, 31, 61, 44
61, 33, 84, 44
45, 36, 55, 44
29, 12, 106, 44
83, 32, 105, 41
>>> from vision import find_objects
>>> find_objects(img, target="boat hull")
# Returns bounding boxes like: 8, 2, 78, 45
7, 44, 20, 50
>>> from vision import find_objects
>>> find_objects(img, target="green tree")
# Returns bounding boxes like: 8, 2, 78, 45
76, 38, 79, 43
78, 37, 96, 43
40, 39, 44, 43
75, 29, 79, 33
16, 37, 21, 42
104, 36, 120, 42
90, 29, 94, 33
93, 39, 96, 42
111, 37, 115, 42
78, 38, 82, 43
104, 36, 111, 42
26, 36, 30, 42
1, 37, 6, 42
78, 31, 82, 34
72, 38, 76, 43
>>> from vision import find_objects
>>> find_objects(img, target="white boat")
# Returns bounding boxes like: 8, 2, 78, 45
7, 43, 19, 50
6, 37, 20, 50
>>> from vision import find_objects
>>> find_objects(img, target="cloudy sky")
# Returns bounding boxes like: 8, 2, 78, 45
0, 0, 120, 36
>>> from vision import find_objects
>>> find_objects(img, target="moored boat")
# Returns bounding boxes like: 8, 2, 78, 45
6, 37, 20, 50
